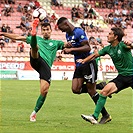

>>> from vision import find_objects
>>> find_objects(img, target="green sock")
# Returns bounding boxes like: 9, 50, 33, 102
93, 94, 107, 119
34, 94, 46, 113
30, 36, 37, 48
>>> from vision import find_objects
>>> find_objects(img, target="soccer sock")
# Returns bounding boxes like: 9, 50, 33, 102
96, 82, 106, 90
31, 18, 39, 36
92, 93, 108, 116
80, 84, 88, 93
30, 36, 37, 48
93, 94, 107, 119
34, 94, 46, 113
96, 83, 103, 90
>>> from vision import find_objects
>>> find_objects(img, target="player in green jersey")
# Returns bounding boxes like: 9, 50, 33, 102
0, 18, 71, 122
77, 27, 133, 124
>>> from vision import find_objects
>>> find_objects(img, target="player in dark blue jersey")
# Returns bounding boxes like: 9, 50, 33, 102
57, 17, 111, 124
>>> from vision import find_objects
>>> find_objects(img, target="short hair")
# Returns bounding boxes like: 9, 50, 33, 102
57, 17, 67, 25
41, 22, 52, 29
111, 27, 124, 42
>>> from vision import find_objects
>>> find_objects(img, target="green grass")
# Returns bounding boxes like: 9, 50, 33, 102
0, 80, 133, 133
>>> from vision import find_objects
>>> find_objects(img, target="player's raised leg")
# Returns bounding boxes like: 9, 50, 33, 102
30, 18, 39, 59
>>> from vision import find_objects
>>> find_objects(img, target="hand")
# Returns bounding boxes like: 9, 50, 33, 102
63, 48, 72, 54
64, 42, 72, 48
76, 59, 85, 64
123, 40, 132, 46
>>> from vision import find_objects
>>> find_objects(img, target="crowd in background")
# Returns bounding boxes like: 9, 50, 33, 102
0, 0, 133, 61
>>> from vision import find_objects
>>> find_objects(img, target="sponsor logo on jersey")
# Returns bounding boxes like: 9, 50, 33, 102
72, 36, 74, 39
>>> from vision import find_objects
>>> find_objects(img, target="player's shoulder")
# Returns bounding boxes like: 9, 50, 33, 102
50, 39, 64, 44
74, 27, 84, 32
36, 36, 43, 40
119, 41, 126, 46
26, 35, 42, 40
73, 27, 86, 38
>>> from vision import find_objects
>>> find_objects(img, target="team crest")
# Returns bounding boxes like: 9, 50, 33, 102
118, 49, 121, 54
81, 35, 85, 39
49, 42, 53, 46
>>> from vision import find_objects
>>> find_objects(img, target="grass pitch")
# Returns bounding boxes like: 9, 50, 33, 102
0, 80, 132, 133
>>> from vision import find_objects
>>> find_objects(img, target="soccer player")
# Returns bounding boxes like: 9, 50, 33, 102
89, 36, 107, 91
0, 18, 71, 122
57, 17, 111, 124
77, 27, 133, 124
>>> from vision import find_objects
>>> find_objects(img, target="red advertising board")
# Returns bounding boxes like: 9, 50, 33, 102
0, 61, 117, 72
0, 61, 75, 71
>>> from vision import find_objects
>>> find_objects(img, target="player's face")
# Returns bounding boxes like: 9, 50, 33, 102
58, 23, 70, 33
41, 26, 52, 39
107, 30, 117, 43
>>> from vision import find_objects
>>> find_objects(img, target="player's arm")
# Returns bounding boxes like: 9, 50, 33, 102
63, 40, 91, 54
73, 40, 91, 52
64, 42, 73, 48
77, 50, 100, 64
123, 40, 133, 49
0, 32, 26, 42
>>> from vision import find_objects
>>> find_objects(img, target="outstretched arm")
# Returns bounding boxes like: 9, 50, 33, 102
0, 32, 26, 42
77, 50, 100, 64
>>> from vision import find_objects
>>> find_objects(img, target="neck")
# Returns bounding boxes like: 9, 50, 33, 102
44, 37, 50, 40
67, 24, 75, 35
111, 40, 119, 46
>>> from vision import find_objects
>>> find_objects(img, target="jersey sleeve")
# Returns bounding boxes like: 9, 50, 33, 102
57, 40, 64, 50
26, 36, 31, 44
75, 28, 88, 43
26, 36, 41, 44
98, 46, 108, 56
120, 41, 130, 50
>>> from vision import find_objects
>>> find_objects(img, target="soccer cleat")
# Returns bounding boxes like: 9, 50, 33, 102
31, 18, 39, 36
81, 114, 98, 124
30, 113, 36, 122
99, 114, 112, 124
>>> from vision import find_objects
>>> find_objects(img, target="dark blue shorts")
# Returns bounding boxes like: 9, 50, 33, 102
73, 60, 98, 83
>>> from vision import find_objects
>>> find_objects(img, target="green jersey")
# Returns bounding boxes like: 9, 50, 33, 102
98, 41, 133, 76
96, 57, 101, 66
26, 36, 64, 67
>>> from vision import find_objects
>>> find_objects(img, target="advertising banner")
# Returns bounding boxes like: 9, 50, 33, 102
0, 70, 17, 80
0, 60, 117, 72
0, 59, 118, 80
17, 70, 39, 80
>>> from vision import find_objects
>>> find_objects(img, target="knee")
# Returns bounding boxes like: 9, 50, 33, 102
87, 88, 97, 96
40, 89, 48, 96
72, 87, 81, 94
40, 85, 49, 96
40, 88, 48, 96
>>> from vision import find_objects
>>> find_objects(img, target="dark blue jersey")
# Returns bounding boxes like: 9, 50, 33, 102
66, 27, 91, 67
